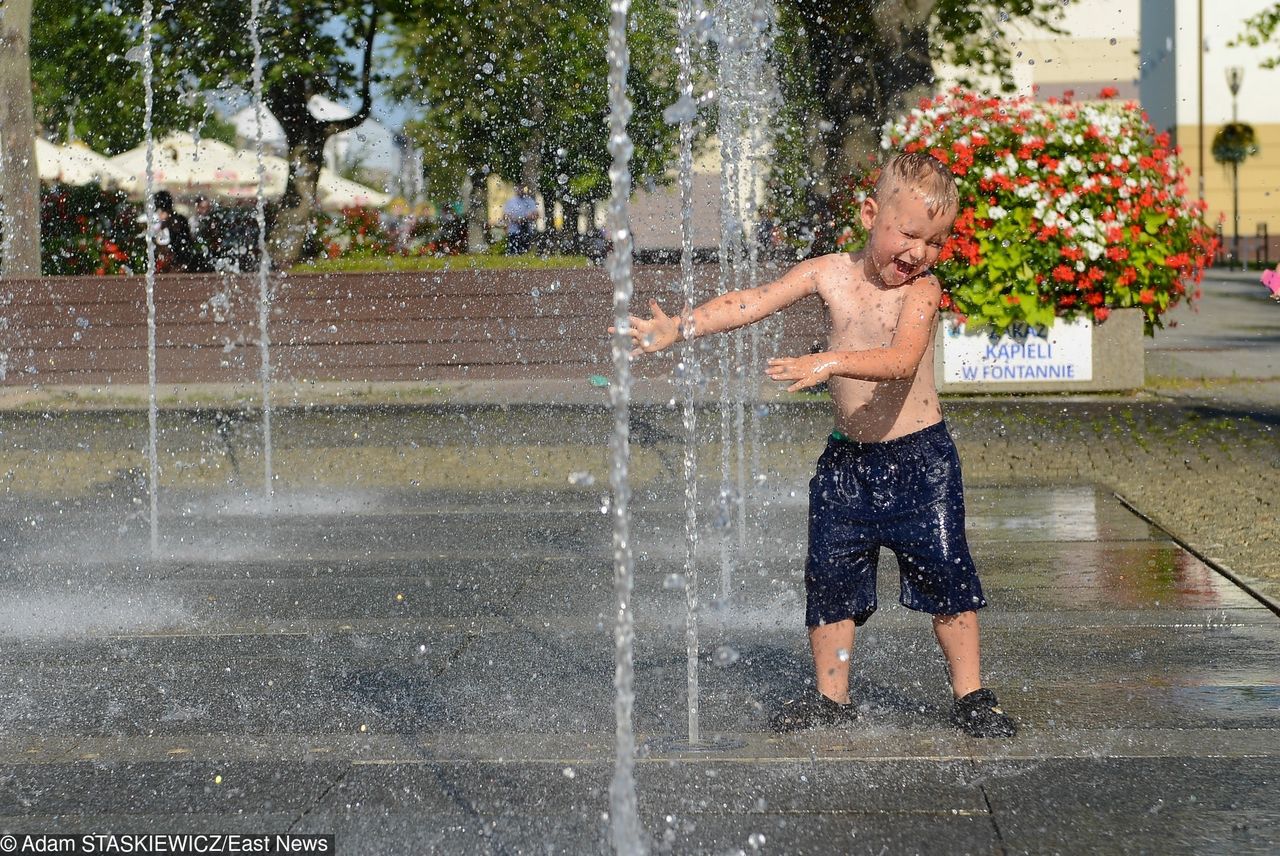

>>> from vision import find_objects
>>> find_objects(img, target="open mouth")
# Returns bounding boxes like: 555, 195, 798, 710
892, 259, 917, 277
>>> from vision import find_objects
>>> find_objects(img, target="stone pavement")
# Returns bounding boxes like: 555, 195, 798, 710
0, 397, 1277, 855
0, 271, 1277, 853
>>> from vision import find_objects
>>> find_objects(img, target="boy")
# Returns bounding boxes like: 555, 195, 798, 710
623, 152, 1015, 738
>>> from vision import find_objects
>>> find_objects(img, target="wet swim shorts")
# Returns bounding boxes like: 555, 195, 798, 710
805, 421, 986, 626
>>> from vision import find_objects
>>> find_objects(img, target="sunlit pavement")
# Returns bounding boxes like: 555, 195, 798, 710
0, 396, 1277, 854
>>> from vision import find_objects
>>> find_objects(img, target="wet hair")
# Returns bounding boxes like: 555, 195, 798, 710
873, 152, 958, 219
153, 190, 174, 213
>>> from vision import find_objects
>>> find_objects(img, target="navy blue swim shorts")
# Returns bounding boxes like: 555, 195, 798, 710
805, 421, 986, 627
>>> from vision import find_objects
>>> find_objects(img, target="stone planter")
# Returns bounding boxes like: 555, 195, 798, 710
933, 307, 1144, 393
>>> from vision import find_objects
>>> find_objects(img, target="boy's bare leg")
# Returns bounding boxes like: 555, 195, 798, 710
809, 619, 856, 704
932, 611, 982, 698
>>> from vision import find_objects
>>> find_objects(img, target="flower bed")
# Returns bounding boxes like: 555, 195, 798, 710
836, 88, 1218, 335
39, 183, 144, 276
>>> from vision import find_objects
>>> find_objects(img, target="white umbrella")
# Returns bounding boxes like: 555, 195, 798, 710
316, 169, 391, 211
108, 131, 285, 199
35, 138, 132, 187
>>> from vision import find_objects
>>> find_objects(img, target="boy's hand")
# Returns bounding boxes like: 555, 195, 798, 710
609, 299, 682, 356
766, 353, 840, 392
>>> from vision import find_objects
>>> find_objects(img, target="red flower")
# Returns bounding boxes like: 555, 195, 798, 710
1094, 307, 1111, 322
1052, 264, 1076, 283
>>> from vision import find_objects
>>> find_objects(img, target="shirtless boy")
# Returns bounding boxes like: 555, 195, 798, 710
623, 151, 1016, 737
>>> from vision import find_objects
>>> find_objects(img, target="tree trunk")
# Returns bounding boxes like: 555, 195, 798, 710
0, 0, 41, 277
269, 140, 323, 265
464, 171, 489, 252
813, 0, 937, 195
261, 6, 380, 267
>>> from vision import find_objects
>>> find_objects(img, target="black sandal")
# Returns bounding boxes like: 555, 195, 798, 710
770, 692, 859, 732
951, 688, 1017, 738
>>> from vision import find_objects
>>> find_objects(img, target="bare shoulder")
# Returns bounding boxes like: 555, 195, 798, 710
802, 252, 861, 298
907, 272, 944, 302
898, 273, 944, 325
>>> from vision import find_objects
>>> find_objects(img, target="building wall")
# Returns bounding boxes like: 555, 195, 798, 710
1163, 0, 1280, 241
944, 0, 1279, 242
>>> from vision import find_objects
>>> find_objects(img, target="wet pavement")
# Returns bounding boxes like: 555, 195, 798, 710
0, 401, 1277, 854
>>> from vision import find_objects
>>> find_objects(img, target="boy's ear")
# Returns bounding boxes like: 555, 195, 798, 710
860, 197, 878, 231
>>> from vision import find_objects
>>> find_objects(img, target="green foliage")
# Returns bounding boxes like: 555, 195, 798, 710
31, 0, 209, 154
122, 0, 386, 110
388, 1, 692, 204
929, 0, 1069, 91
39, 182, 144, 276
1231, 3, 1280, 68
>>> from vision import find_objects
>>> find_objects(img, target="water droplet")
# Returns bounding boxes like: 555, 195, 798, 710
713, 645, 740, 667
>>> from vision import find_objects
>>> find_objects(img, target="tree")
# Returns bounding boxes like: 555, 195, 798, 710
1232, 3, 1280, 68
27, 1, 395, 265
30, 0, 211, 156
127, 0, 397, 264
0, 0, 40, 277
770, 0, 1066, 246
388, 0, 691, 247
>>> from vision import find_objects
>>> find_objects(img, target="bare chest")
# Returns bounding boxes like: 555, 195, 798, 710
823, 288, 906, 351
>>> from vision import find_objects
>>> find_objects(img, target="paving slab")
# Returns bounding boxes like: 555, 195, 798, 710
0, 406, 1277, 854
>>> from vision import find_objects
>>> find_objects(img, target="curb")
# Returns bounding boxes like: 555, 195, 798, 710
1111, 490, 1280, 617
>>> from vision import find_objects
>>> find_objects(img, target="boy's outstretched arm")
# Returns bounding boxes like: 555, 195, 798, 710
766, 276, 941, 391
614, 259, 823, 356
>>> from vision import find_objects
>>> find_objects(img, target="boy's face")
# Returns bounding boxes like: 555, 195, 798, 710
859, 185, 956, 287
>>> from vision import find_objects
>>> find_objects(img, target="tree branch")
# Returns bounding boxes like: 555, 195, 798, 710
324, 1, 379, 137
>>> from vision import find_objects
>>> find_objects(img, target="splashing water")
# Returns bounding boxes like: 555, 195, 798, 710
605, 1, 643, 853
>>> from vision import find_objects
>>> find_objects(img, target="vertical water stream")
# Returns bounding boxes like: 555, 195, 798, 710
249, 0, 274, 499
676, 0, 701, 749
140, 0, 160, 557
605, 1, 643, 852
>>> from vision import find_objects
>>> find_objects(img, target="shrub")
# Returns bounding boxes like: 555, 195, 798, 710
315, 206, 397, 259
40, 183, 144, 276
835, 88, 1219, 334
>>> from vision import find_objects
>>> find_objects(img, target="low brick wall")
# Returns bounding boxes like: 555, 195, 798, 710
0, 267, 827, 386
